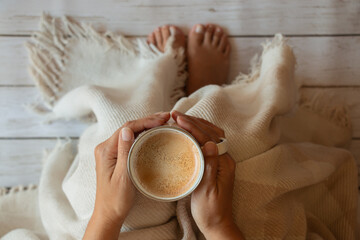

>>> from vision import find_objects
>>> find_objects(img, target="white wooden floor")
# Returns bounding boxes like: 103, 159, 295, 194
0, 0, 359, 187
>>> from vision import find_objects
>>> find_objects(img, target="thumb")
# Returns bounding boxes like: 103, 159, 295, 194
115, 127, 135, 174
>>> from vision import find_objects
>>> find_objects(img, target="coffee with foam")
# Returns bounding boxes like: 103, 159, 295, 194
132, 131, 201, 198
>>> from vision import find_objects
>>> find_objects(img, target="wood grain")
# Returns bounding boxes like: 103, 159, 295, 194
0, 0, 359, 36
0, 139, 78, 186
1, 36, 360, 86
0, 87, 359, 138
0, 140, 55, 186
0, 37, 29, 85
0, 87, 87, 137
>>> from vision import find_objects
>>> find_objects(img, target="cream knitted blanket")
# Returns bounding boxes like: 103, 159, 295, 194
0, 15, 358, 240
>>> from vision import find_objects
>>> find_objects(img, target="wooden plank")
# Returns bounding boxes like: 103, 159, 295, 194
0, 37, 29, 85
0, 139, 358, 187
229, 36, 360, 87
1, 36, 360, 86
0, 87, 359, 138
0, 140, 57, 186
0, 0, 359, 35
0, 87, 87, 137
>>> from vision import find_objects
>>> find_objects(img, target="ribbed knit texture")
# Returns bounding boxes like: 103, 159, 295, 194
0, 15, 358, 240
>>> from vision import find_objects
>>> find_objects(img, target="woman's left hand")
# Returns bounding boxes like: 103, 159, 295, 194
84, 112, 171, 240
171, 111, 243, 240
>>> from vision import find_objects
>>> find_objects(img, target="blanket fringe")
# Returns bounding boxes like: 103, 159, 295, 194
164, 27, 187, 105
0, 184, 38, 197
26, 13, 186, 115
231, 34, 300, 88
299, 92, 351, 129
232, 34, 288, 84
231, 33, 350, 130
41, 138, 73, 164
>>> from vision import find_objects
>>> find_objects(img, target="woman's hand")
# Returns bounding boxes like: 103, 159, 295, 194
172, 111, 244, 240
84, 112, 171, 240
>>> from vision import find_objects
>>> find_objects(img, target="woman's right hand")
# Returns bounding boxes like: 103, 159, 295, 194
84, 112, 171, 240
172, 111, 244, 240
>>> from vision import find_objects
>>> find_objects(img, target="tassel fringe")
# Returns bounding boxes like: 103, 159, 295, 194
26, 13, 187, 113
232, 34, 289, 84
299, 92, 351, 129
0, 184, 38, 197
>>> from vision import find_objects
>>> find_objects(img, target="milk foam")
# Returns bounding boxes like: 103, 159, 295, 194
133, 131, 200, 198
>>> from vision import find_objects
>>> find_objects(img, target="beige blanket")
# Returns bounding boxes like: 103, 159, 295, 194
0, 14, 358, 240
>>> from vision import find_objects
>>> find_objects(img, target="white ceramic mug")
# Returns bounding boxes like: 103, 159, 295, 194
127, 125, 205, 202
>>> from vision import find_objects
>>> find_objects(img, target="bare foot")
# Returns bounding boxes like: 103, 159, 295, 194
147, 25, 186, 52
187, 24, 231, 95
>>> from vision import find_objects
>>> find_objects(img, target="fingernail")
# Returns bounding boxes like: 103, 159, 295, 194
156, 112, 169, 119
203, 141, 218, 157
177, 115, 187, 123
171, 110, 181, 115
195, 25, 204, 33
216, 27, 222, 33
121, 127, 134, 142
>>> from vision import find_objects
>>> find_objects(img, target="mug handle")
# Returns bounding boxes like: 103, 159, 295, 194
216, 138, 228, 155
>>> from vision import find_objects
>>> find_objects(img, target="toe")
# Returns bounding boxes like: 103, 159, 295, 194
212, 27, 223, 46
161, 25, 171, 42
204, 24, 215, 44
219, 34, 228, 52
154, 27, 163, 49
170, 26, 186, 49
170, 25, 183, 37
189, 24, 205, 45
224, 44, 231, 56
148, 33, 156, 45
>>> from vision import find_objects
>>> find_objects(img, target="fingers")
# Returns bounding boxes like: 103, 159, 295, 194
172, 111, 225, 145
177, 116, 213, 145
202, 141, 218, 157
172, 111, 224, 137
171, 110, 182, 121
112, 112, 170, 173
94, 112, 170, 175
114, 127, 135, 176
195, 142, 219, 194
196, 144, 236, 200
202, 142, 235, 182
124, 112, 170, 134
217, 154, 236, 187
189, 118, 223, 142
94, 129, 122, 175
174, 113, 215, 143
194, 118, 225, 138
